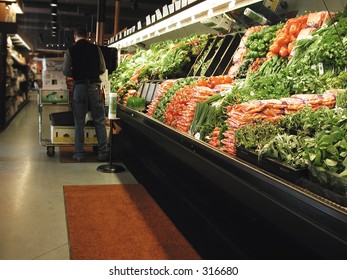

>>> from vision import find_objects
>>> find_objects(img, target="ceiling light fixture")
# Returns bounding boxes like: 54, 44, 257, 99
51, 6, 57, 16
10, 0, 24, 14
51, 15, 57, 23
50, 0, 57, 7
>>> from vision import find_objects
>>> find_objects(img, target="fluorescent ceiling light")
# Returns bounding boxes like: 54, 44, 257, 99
11, 3, 23, 14
51, 6, 57, 15
10, 0, 24, 14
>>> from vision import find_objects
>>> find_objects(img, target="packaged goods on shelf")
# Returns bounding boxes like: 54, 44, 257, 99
201, 13, 235, 32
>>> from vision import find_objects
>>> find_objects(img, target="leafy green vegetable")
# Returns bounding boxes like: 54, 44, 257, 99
336, 89, 347, 108
258, 134, 314, 169
109, 34, 211, 100
126, 96, 146, 111
234, 120, 282, 151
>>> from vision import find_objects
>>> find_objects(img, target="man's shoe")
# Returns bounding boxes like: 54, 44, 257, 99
98, 147, 110, 162
72, 154, 85, 162
98, 153, 109, 162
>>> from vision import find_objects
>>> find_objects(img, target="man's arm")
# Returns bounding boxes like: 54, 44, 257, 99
62, 50, 73, 77
98, 47, 106, 74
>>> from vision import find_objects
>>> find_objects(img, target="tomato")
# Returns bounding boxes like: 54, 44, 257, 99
224, 75, 232, 84
269, 43, 281, 54
289, 24, 298, 36
289, 34, 296, 42
279, 46, 289, 57
197, 78, 208, 87
208, 77, 217, 87
276, 34, 289, 46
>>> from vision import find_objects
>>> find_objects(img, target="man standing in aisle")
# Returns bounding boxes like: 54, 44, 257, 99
63, 27, 109, 162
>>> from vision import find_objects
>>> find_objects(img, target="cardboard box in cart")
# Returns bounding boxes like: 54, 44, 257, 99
42, 70, 67, 90
50, 125, 110, 144
42, 57, 64, 71
40, 89, 69, 104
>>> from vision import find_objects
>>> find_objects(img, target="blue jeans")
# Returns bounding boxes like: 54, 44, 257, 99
72, 82, 108, 156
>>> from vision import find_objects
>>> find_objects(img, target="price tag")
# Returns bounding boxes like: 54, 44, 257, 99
318, 62, 324, 75
175, 1, 181, 11
162, 5, 169, 17
155, 9, 162, 20
137, 21, 142, 30
146, 15, 151, 26
168, 4, 175, 14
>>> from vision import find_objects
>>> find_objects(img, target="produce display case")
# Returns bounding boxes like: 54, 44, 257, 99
138, 81, 162, 103
187, 36, 215, 76
194, 35, 224, 76
204, 33, 242, 76
108, 0, 347, 259
115, 104, 347, 259
210, 33, 243, 76
236, 146, 309, 184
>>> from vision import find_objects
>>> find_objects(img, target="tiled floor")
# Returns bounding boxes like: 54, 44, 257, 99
0, 100, 138, 260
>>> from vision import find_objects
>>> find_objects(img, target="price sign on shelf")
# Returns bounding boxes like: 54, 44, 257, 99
162, 5, 169, 17
168, 3, 175, 14
146, 15, 151, 26
155, 9, 162, 20
151, 14, 156, 24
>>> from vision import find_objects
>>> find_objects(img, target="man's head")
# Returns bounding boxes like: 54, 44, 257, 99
73, 27, 88, 41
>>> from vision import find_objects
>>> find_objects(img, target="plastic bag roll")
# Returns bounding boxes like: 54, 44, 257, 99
108, 92, 117, 119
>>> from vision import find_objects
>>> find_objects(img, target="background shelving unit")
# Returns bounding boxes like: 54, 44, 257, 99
0, 23, 31, 130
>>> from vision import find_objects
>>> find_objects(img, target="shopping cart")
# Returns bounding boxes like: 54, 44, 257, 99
38, 89, 99, 157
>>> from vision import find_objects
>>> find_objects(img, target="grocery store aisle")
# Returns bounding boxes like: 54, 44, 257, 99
0, 101, 138, 260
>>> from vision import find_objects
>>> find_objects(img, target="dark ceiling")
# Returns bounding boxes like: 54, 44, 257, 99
16, 0, 172, 51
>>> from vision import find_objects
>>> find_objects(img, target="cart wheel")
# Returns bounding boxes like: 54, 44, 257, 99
47, 146, 55, 157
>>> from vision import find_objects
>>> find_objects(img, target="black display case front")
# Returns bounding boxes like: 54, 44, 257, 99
114, 104, 347, 260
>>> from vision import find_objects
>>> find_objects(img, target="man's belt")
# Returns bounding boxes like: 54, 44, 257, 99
74, 79, 100, 84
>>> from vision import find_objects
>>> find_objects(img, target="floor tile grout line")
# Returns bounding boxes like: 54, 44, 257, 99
32, 243, 69, 260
